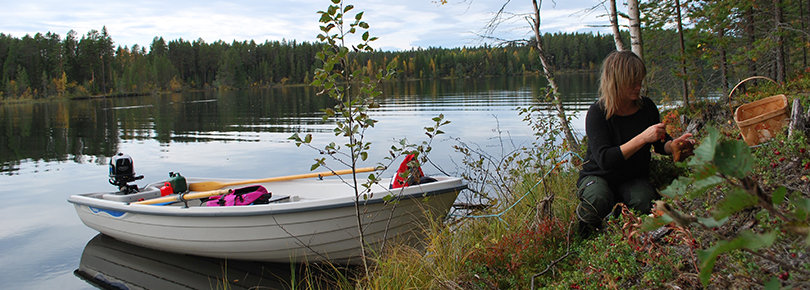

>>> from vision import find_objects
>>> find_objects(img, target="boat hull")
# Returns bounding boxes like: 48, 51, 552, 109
69, 176, 465, 264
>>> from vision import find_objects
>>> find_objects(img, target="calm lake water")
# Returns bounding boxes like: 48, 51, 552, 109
0, 74, 599, 289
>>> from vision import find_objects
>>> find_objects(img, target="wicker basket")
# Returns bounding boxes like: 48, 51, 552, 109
734, 94, 790, 146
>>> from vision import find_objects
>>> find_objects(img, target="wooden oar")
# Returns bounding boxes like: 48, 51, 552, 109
133, 189, 232, 205
187, 167, 378, 192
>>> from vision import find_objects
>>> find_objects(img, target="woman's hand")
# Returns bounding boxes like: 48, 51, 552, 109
668, 133, 696, 162
621, 123, 668, 160
671, 133, 694, 145
639, 123, 667, 144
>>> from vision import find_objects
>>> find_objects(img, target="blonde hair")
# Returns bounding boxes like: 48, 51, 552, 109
598, 51, 647, 119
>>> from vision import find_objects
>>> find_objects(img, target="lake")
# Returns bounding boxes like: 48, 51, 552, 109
0, 74, 599, 289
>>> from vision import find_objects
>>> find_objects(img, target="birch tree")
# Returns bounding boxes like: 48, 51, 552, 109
471, 0, 580, 153
609, 0, 626, 51
530, 0, 579, 153
628, 0, 645, 60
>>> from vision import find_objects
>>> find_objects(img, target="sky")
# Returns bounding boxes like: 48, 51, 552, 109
1, 0, 620, 52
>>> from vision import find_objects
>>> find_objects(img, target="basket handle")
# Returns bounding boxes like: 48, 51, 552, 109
728, 76, 778, 105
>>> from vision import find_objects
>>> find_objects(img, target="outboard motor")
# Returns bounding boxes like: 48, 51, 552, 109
109, 153, 144, 193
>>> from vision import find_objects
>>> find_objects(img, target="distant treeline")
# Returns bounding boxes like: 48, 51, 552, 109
5, 0, 810, 103
0, 27, 619, 100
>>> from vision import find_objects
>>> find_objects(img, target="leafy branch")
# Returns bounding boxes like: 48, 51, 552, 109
288, 0, 393, 273
288, 0, 453, 273
641, 127, 810, 287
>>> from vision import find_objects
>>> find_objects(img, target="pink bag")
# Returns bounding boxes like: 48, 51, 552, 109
206, 185, 271, 206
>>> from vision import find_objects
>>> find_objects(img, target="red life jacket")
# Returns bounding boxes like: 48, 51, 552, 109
391, 154, 424, 189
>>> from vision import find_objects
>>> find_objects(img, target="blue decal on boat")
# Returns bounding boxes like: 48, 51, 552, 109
89, 206, 126, 217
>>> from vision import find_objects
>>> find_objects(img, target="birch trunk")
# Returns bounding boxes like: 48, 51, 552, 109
627, 0, 644, 60
609, 0, 625, 51
532, 0, 579, 153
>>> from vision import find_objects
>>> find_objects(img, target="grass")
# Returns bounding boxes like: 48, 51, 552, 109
352, 163, 582, 289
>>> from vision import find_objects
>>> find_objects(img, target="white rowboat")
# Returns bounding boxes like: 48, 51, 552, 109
68, 174, 466, 264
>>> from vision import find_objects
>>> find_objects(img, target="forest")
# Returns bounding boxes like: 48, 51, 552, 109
0, 0, 808, 101
0, 29, 616, 100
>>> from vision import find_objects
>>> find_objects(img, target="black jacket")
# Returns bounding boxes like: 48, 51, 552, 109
578, 96, 671, 186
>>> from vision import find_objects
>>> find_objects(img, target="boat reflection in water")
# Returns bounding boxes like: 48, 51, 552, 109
75, 234, 293, 290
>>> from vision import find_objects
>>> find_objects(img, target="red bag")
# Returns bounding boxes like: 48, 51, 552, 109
207, 185, 271, 206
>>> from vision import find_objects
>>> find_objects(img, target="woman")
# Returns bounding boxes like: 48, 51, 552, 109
577, 51, 693, 236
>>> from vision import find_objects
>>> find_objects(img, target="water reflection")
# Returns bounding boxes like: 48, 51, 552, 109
0, 74, 599, 175
75, 234, 292, 290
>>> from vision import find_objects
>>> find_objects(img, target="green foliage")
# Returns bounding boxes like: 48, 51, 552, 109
649, 154, 687, 190
546, 222, 681, 290
644, 126, 810, 287
714, 140, 754, 179
696, 230, 777, 285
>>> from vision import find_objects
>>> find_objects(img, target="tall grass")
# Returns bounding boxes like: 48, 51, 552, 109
355, 156, 581, 289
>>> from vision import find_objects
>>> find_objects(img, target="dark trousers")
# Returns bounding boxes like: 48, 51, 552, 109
576, 175, 659, 227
